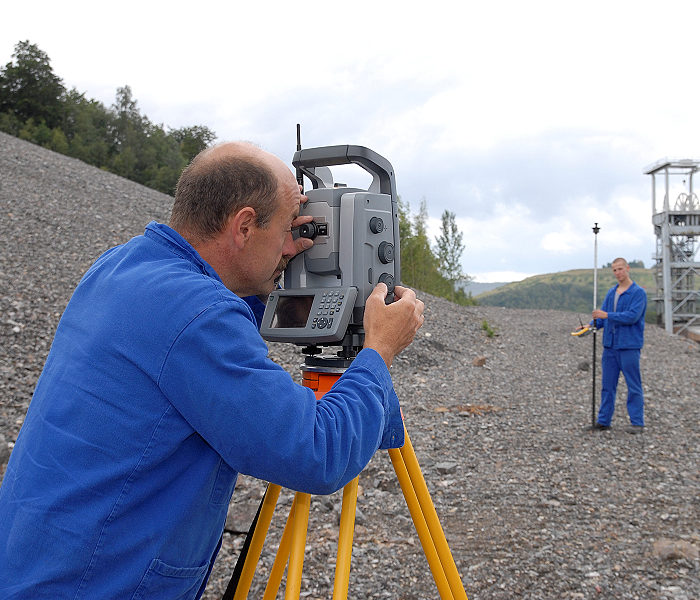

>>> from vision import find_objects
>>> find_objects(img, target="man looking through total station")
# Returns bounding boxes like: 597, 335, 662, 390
591, 257, 647, 434
0, 142, 425, 599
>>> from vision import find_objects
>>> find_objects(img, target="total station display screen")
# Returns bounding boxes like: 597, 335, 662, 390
271, 295, 314, 328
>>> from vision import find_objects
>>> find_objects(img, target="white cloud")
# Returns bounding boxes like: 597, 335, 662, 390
541, 230, 577, 254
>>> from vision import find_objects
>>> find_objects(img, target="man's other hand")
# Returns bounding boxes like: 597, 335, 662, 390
363, 283, 425, 367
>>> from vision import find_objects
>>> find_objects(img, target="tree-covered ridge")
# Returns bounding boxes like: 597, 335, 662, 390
476, 268, 657, 322
0, 41, 215, 195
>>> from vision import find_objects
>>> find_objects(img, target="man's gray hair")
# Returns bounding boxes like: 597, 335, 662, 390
170, 145, 278, 241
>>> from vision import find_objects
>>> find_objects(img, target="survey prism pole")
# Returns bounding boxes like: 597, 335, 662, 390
590, 223, 600, 429
593, 223, 600, 314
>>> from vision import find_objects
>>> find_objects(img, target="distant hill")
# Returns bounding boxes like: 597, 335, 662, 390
475, 268, 657, 322
457, 280, 509, 296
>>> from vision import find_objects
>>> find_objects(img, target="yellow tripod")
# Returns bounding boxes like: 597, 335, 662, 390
223, 368, 468, 600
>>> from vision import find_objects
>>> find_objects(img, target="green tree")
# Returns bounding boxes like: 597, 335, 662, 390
49, 127, 69, 154
62, 88, 111, 166
435, 209, 468, 300
0, 41, 216, 196
140, 123, 186, 194
397, 196, 412, 242
19, 117, 52, 146
106, 86, 190, 192
0, 110, 21, 135
398, 197, 476, 305
0, 40, 65, 129
111, 145, 137, 179
401, 198, 435, 288
109, 86, 159, 186
109, 85, 146, 156
170, 125, 217, 163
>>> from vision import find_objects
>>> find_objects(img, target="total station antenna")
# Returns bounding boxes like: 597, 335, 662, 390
296, 123, 304, 190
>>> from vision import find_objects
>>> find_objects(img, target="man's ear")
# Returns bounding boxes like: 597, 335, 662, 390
227, 207, 257, 249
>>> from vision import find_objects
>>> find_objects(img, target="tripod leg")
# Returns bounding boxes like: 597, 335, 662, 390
284, 492, 311, 599
263, 495, 297, 600
391, 426, 469, 600
389, 446, 454, 599
263, 498, 296, 600
332, 476, 360, 600
231, 483, 282, 600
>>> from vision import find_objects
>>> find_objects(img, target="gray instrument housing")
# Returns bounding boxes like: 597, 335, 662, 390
260, 145, 400, 345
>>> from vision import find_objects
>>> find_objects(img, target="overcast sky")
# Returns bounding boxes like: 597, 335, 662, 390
3, 0, 699, 281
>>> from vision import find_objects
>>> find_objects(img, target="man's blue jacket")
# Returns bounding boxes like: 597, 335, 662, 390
0, 222, 404, 599
594, 281, 647, 349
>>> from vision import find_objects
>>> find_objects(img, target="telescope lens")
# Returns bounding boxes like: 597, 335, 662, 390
298, 222, 318, 239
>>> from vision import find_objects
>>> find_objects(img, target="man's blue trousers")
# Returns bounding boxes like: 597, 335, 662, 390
598, 347, 644, 427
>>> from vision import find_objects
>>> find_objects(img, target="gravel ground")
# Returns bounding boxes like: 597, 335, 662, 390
1, 132, 698, 599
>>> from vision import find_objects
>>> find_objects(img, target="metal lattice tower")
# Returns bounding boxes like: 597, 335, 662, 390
644, 159, 700, 338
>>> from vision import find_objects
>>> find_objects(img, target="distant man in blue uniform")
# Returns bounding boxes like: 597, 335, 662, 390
0, 142, 425, 598
591, 257, 647, 434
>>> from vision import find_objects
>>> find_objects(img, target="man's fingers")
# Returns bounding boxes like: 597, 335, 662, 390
293, 237, 313, 254
370, 282, 388, 301
289, 214, 315, 256
392, 285, 416, 302
391, 286, 423, 326
291, 214, 314, 228
363, 283, 424, 367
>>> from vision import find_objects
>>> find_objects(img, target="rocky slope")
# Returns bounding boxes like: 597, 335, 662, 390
1, 132, 698, 599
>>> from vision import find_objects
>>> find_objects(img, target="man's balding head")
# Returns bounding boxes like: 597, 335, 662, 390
170, 142, 280, 243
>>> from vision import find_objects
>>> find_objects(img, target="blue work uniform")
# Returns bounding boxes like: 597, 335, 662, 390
594, 281, 647, 427
0, 222, 404, 599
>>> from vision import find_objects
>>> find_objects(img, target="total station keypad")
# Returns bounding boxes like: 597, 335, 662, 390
311, 291, 345, 329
